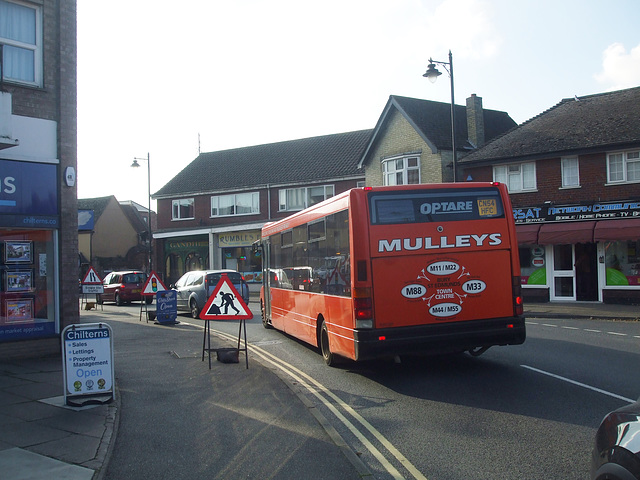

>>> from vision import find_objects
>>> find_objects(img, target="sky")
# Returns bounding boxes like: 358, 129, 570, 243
76, 0, 640, 211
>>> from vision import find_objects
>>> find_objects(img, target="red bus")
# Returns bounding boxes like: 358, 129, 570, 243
258, 183, 525, 365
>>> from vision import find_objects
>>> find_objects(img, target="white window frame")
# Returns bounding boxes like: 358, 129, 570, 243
172, 198, 194, 220
278, 185, 335, 212
382, 155, 420, 186
493, 162, 536, 193
561, 157, 580, 188
0, 0, 43, 87
211, 192, 259, 217
607, 150, 640, 184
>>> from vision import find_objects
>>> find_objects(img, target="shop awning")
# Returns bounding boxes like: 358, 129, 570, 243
538, 221, 596, 245
515, 224, 541, 244
594, 218, 640, 242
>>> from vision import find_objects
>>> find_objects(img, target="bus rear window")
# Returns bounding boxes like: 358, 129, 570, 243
369, 188, 505, 225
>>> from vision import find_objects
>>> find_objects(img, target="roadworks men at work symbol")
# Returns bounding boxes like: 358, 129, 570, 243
200, 273, 253, 320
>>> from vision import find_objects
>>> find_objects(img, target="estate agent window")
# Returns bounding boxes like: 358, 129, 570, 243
0, 0, 43, 86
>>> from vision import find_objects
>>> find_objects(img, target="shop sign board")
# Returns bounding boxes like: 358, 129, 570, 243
514, 199, 640, 224
218, 230, 261, 248
62, 322, 114, 406
156, 290, 177, 323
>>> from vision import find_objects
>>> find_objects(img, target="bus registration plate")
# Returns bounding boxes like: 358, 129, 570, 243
477, 198, 497, 216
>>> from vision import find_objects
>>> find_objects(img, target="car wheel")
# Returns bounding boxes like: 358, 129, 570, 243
190, 299, 200, 319
115, 293, 123, 306
320, 320, 336, 366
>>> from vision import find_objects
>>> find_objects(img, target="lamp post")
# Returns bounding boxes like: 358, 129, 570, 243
131, 153, 152, 272
423, 50, 457, 182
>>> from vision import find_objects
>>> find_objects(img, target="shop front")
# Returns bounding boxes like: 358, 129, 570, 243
515, 200, 640, 304
163, 236, 210, 286
159, 226, 264, 287
218, 229, 262, 284
0, 160, 59, 343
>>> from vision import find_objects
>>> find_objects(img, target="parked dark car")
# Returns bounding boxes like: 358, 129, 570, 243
592, 397, 640, 480
98, 271, 152, 306
172, 270, 250, 318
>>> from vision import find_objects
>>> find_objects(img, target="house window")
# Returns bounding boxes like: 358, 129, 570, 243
561, 157, 580, 187
382, 156, 420, 185
493, 163, 536, 193
607, 151, 640, 183
0, 0, 42, 86
279, 185, 334, 212
211, 192, 259, 217
172, 198, 194, 220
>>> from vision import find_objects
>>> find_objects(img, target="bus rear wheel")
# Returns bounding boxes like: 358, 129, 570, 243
261, 300, 271, 329
320, 320, 335, 366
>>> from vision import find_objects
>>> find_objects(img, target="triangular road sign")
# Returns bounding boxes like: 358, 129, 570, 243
141, 271, 167, 296
82, 266, 102, 285
200, 273, 253, 320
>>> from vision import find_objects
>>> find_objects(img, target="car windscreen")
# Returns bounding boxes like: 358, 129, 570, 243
368, 187, 505, 225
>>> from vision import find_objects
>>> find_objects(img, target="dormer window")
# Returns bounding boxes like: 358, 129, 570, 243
382, 156, 420, 185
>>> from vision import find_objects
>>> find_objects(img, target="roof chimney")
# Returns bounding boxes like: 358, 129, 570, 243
466, 94, 485, 148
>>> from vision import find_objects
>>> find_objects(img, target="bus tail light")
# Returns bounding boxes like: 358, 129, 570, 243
354, 287, 373, 328
513, 276, 524, 316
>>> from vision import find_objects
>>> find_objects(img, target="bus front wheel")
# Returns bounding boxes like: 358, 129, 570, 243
320, 320, 335, 366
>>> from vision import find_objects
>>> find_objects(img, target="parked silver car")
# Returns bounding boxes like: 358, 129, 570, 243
172, 270, 250, 318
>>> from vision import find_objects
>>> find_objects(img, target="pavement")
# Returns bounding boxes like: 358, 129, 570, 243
0, 301, 637, 480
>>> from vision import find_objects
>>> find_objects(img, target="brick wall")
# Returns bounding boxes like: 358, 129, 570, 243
0, 0, 78, 358
462, 152, 640, 209
364, 109, 447, 186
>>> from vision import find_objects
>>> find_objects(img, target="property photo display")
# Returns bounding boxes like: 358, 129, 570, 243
0, 231, 56, 340
5, 240, 32, 263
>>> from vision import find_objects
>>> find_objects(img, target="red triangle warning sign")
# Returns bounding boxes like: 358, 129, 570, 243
141, 271, 167, 296
82, 266, 103, 285
200, 273, 253, 320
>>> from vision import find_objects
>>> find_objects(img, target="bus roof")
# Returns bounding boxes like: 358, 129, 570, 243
261, 182, 507, 237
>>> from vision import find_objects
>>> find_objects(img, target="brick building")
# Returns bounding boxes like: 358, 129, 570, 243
357, 94, 516, 184
460, 87, 640, 304
153, 130, 371, 287
0, 0, 78, 357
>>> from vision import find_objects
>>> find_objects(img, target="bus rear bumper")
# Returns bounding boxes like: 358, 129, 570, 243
353, 316, 526, 361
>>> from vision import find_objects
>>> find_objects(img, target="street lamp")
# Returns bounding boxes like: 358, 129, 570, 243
131, 153, 152, 272
423, 50, 457, 182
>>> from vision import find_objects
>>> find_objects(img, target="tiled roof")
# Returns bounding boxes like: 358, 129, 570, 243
154, 129, 372, 198
77, 196, 114, 220
392, 95, 516, 151
358, 95, 516, 167
460, 86, 640, 164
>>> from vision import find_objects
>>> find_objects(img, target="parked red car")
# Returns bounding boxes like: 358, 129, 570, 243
97, 271, 152, 306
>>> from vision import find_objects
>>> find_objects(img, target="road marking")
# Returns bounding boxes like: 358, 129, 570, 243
560, 326, 579, 330
542, 323, 558, 327
584, 329, 601, 333
521, 365, 635, 403
606, 331, 627, 336
211, 327, 427, 480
